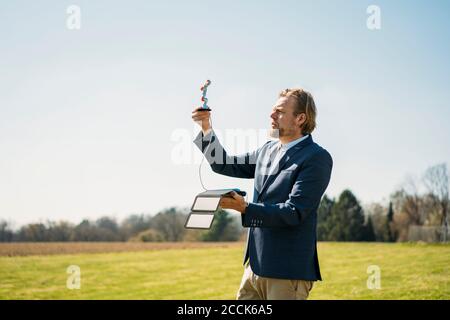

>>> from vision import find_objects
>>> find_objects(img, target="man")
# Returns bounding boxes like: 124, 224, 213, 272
191, 88, 333, 300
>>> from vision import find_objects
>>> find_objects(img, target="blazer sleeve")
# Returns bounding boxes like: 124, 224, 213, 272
242, 149, 333, 228
193, 129, 262, 179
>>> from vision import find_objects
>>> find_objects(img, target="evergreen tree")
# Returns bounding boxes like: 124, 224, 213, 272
363, 215, 376, 241
386, 201, 395, 242
317, 195, 334, 241
328, 189, 366, 241
202, 209, 240, 241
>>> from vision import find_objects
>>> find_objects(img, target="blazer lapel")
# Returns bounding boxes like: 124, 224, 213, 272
254, 142, 277, 192
257, 135, 313, 201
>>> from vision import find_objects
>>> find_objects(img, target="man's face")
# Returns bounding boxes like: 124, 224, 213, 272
269, 96, 303, 139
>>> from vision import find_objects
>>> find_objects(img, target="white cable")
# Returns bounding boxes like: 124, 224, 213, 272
198, 115, 213, 191
198, 115, 247, 203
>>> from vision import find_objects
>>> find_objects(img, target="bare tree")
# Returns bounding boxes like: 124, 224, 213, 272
399, 176, 424, 225
423, 163, 449, 242
365, 203, 389, 242
151, 207, 187, 241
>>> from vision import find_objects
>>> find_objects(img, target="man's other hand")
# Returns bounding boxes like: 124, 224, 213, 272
219, 191, 247, 214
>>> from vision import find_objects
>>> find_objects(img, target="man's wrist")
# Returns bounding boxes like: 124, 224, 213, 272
202, 127, 212, 136
241, 201, 249, 214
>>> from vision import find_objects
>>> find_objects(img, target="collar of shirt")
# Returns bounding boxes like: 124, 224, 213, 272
266, 134, 309, 178
279, 134, 309, 152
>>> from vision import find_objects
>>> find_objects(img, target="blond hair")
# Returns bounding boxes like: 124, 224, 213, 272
279, 88, 317, 134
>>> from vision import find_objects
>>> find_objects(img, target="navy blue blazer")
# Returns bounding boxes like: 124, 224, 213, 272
194, 130, 332, 281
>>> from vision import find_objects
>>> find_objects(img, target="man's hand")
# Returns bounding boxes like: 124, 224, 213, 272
219, 191, 247, 214
191, 107, 211, 134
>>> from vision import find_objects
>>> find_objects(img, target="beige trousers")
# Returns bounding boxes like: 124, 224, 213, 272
236, 263, 314, 300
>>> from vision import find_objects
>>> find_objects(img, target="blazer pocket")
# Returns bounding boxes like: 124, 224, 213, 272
278, 169, 295, 176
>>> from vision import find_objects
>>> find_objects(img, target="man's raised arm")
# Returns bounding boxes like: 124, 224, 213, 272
191, 107, 259, 179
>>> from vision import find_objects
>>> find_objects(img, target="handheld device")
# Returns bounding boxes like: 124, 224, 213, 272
222, 188, 247, 197
184, 213, 215, 229
185, 189, 247, 229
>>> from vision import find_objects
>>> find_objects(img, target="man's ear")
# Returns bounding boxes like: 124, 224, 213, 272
297, 113, 306, 128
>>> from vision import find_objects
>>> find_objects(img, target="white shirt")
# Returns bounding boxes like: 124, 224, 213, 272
267, 135, 309, 177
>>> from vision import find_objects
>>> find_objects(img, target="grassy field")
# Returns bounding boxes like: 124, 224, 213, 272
0, 242, 448, 299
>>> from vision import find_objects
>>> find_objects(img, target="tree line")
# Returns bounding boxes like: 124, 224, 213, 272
318, 163, 448, 242
0, 163, 447, 242
0, 207, 243, 243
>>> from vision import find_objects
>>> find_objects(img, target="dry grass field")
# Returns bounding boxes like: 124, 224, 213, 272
0, 242, 242, 256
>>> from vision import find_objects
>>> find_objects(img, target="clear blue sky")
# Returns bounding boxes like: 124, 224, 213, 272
1, 0, 449, 227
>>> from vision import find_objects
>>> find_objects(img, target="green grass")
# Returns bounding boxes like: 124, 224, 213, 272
0, 242, 449, 299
